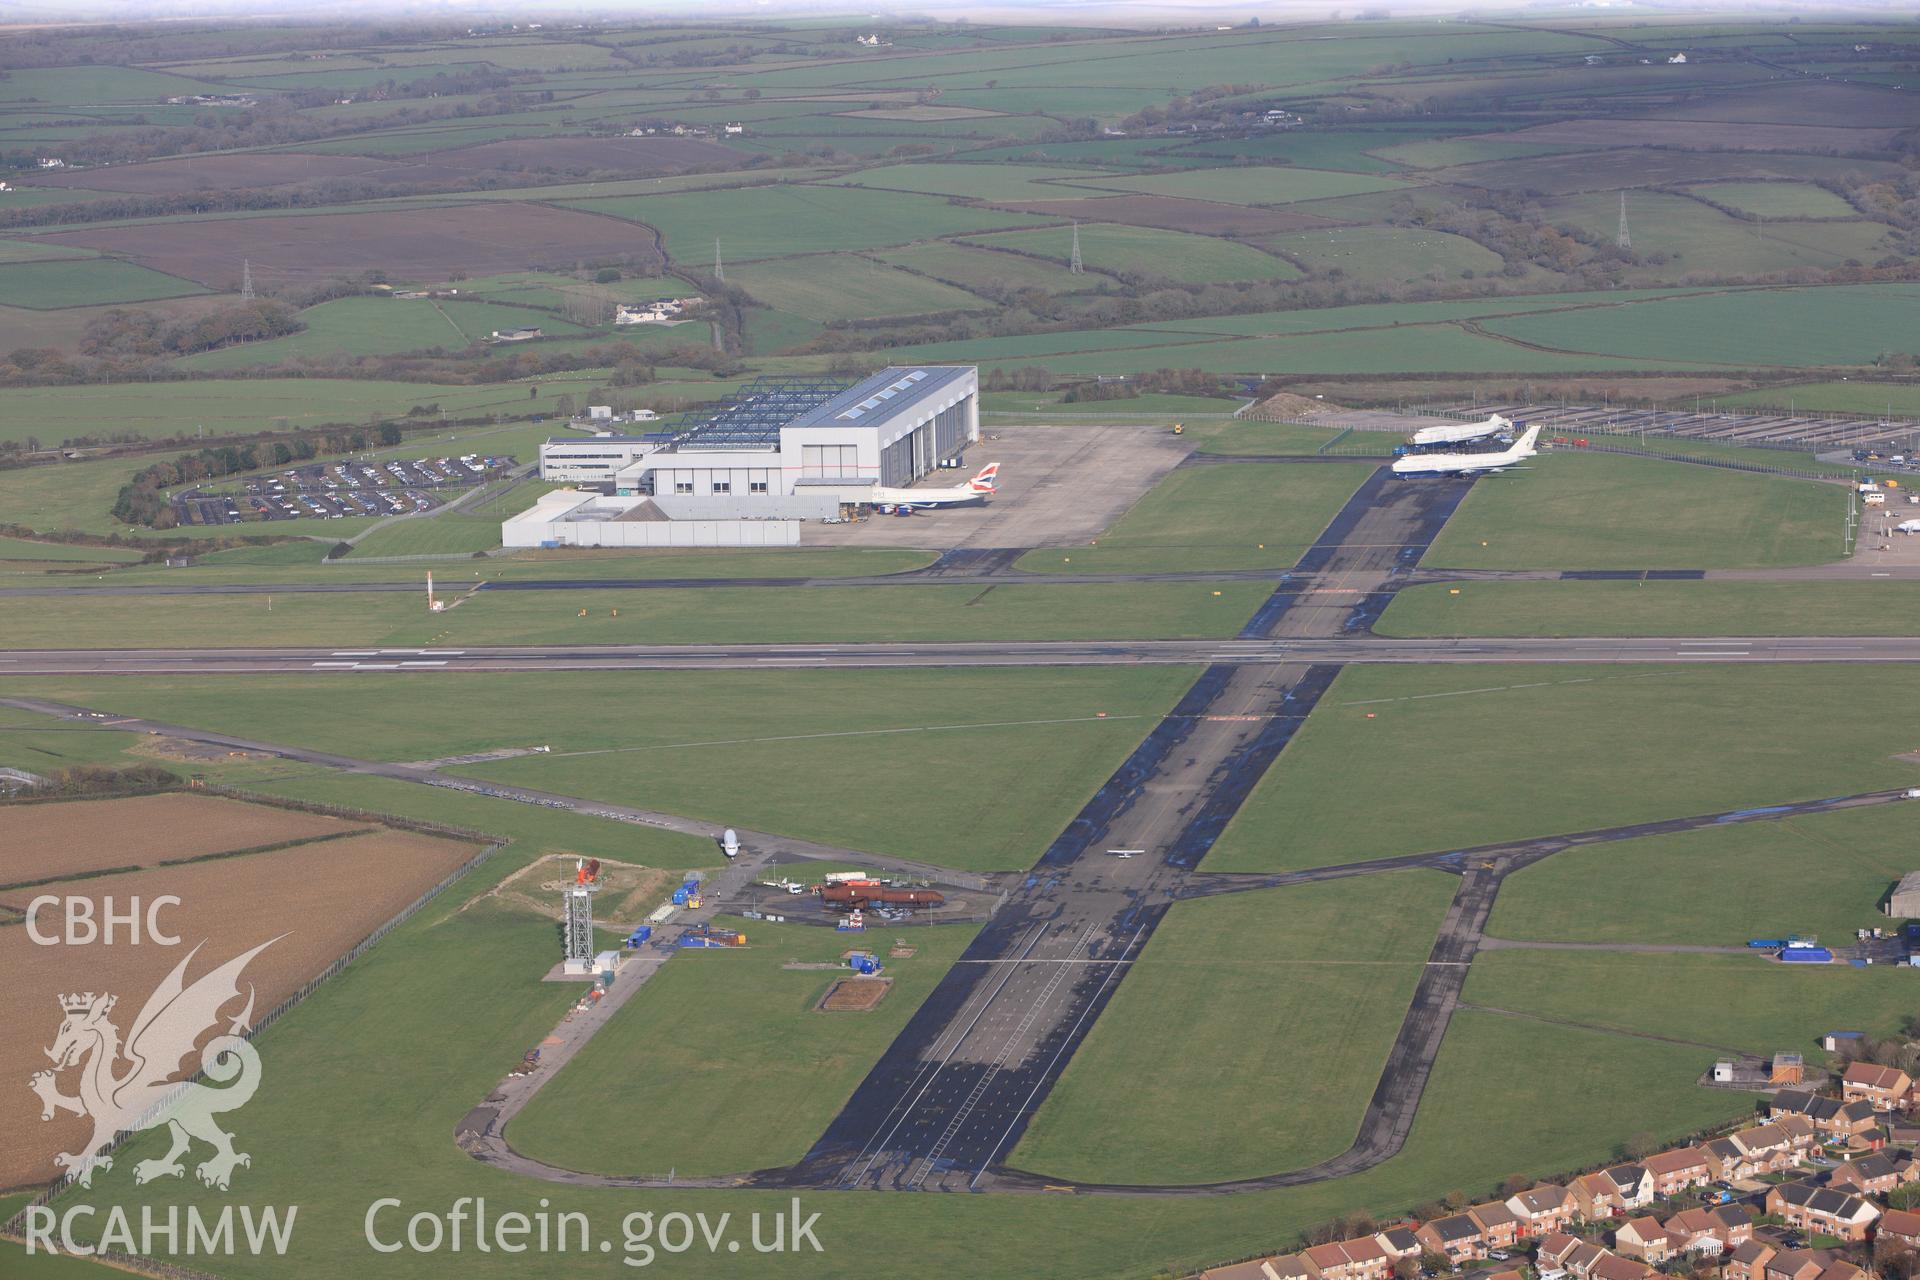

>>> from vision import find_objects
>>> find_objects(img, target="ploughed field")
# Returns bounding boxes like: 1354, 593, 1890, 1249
0, 792, 485, 1190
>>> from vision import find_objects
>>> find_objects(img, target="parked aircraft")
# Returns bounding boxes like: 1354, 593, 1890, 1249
1392, 426, 1543, 477
1410, 414, 1512, 447
872, 463, 1000, 509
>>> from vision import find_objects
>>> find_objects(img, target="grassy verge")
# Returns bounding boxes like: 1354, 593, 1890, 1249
1423, 453, 1848, 570
513, 916, 981, 1177
1014, 872, 1456, 1184
1377, 580, 1920, 638
0, 582, 1273, 650
7, 667, 1202, 873
1465, 950, 1920, 1060
1016, 461, 1376, 575
1205, 664, 1920, 873
1487, 802, 1920, 948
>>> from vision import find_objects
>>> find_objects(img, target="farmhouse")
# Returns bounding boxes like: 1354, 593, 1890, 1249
1765, 1182, 1880, 1242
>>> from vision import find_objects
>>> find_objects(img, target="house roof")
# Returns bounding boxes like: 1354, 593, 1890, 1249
1713, 1204, 1754, 1229
1644, 1147, 1709, 1175
1470, 1202, 1520, 1229
1304, 1243, 1351, 1268
1879, 1207, 1920, 1239
1843, 1061, 1910, 1091
1536, 1233, 1581, 1262
1663, 1208, 1719, 1235
1592, 1253, 1655, 1280
1427, 1215, 1482, 1242
1729, 1240, 1776, 1266
1772, 1180, 1877, 1221
1511, 1185, 1571, 1214
1617, 1216, 1674, 1245
1733, 1122, 1791, 1153
1343, 1236, 1387, 1264
1604, 1164, 1648, 1190
1377, 1227, 1420, 1256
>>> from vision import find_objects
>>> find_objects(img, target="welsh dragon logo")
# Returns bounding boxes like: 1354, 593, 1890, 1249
29, 938, 278, 1190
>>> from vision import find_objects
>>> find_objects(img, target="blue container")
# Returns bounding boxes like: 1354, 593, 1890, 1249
1747, 939, 1786, 949
1781, 947, 1833, 963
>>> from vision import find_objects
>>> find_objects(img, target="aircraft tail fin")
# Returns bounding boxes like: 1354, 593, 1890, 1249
1513, 425, 1542, 456
968, 462, 1001, 493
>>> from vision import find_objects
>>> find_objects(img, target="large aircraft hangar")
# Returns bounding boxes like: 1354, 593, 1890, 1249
513, 365, 980, 547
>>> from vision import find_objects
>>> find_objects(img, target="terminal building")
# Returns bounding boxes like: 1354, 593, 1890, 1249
512, 366, 980, 548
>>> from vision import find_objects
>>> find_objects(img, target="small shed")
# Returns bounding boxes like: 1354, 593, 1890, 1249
1889, 870, 1920, 917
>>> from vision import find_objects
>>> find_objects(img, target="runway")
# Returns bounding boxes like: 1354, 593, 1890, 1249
6, 635, 1919, 675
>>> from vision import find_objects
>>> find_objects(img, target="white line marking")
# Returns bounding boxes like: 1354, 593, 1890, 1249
754, 657, 826, 662
332, 651, 379, 657
400, 660, 448, 667
1676, 651, 1750, 657
311, 661, 358, 668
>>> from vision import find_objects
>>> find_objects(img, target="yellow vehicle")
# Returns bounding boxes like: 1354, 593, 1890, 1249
1171, 422, 1184, 435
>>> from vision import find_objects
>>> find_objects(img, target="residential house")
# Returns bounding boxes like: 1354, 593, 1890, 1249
1766, 1182, 1882, 1243
1662, 1205, 1752, 1252
1724, 1240, 1777, 1280
1643, 1147, 1713, 1197
1373, 1227, 1420, 1263
1591, 1252, 1657, 1280
1573, 1166, 1651, 1219
1707, 1120, 1816, 1180
1825, 1150, 1918, 1197
1506, 1185, 1578, 1237
1842, 1062, 1913, 1111
1301, 1235, 1391, 1280
1763, 1252, 1865, 1280
1201, 1255, 1311, 1280
1613, 1218, 1684, 1264
1469, 1202, 1523, 1250
1770, 1092, 1881, 1142
1876, 1207, 1920, 1253
1535, 1233, 1583, 1271
1415, 1215, 1486, 1264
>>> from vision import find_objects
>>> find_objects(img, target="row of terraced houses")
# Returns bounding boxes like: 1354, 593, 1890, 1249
1202, 1063, 1920, 1280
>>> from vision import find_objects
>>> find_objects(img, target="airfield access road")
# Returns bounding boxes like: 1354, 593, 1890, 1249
7, 636, 1920, 676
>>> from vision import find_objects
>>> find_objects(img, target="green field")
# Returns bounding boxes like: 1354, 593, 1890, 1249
1015, 460, 1375, 574
1465, 950, 1920, 1062
1716, 381, 1920, 418
824, 161, 1113, 200
513, 916, 981, 1176
1067, 165, 1406, 206
727, 254, 987, 321
11, 666, 1199, 872
1545, 192, 1894, 280
0, 257, 207, 308
0, 237, 97, 264
0, 581, 1275, 649
961, 222, 1300, 285
1423, 453, 1845, 570
0, 375, 600, 449
178, 297, 590, 370
869, 240, 1093, 295
1688, 181, 1860, 220
1263, 226, 1504, 285
0, 534, 145, 562
1487, 802, 1920, 948
565, 184, 1053, 262
1378, 580, 1920, 637
1195, 420, 1352, 454
1205, 663, 1920, 873
1014, 872, 1457, 1184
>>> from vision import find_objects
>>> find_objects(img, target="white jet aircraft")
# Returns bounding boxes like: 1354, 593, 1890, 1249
872, 462, 1000, 509
1392, 426, 1543, 478
1409, 414, 1513, 448
1896, 519, 1920, 534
